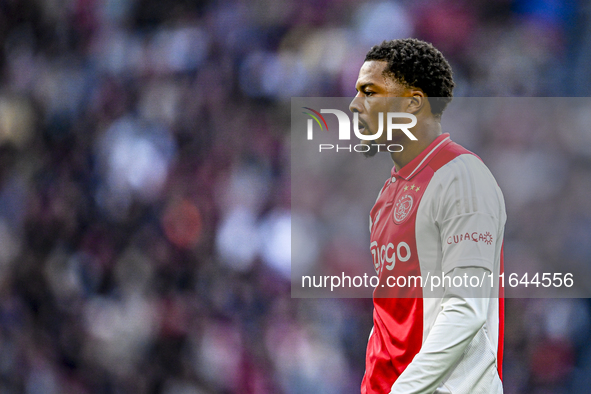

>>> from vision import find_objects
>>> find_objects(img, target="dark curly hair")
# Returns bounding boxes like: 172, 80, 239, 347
365, 38, 454, 115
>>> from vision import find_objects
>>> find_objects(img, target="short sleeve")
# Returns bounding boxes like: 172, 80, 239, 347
434, 154, 506, 274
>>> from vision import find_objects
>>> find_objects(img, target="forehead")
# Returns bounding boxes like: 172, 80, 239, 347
355, 60, 390, 87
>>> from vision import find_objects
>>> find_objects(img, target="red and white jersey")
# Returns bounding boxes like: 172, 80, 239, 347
362, 133, 506, 394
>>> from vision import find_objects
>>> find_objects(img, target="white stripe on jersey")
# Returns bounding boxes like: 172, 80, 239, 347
447, 155, 482, 215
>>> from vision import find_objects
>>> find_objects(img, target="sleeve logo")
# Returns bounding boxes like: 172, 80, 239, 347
447, 231, 493, 245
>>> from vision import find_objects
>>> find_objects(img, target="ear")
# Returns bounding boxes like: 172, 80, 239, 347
406, 89, 425, 114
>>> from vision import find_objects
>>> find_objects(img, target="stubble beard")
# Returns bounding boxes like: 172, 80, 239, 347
362, 143, 379, 158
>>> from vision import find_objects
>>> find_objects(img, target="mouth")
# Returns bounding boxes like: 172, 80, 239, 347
357, 119, 369, 134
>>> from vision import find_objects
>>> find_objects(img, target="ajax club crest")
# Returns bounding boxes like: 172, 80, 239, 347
393, 194, 413, 224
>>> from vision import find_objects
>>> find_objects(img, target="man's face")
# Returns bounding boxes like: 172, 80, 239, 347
349, 61, 408, 155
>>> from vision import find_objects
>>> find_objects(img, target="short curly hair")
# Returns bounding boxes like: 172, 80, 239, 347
365, 38, 454, 115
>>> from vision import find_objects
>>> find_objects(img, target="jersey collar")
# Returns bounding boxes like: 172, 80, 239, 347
391, 133, 452, 180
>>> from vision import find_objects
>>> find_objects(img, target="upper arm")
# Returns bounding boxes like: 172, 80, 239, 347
434, 155, 506, 274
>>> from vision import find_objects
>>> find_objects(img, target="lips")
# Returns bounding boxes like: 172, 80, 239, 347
357, 119, 369, 134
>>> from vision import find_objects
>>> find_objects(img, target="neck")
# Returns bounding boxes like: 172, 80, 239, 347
390, 117, 442, 171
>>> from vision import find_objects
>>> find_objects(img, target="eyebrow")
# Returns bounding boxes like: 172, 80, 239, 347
356, 82, 377, 91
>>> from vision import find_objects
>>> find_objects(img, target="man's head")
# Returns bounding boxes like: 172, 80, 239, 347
350, 38, 454, 157
364, 38, 454, 115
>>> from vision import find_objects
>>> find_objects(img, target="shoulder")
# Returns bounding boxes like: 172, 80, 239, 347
428, 142, 497, 192
424, 143, 505, 219
428, 140, 478, 173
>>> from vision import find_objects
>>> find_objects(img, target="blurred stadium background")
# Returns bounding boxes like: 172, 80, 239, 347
0, 0, 591, 393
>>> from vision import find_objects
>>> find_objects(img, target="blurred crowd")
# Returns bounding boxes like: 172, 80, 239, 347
0, 0, 590, 393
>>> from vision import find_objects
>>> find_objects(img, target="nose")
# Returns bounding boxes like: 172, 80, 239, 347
349, 94, 363, 114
